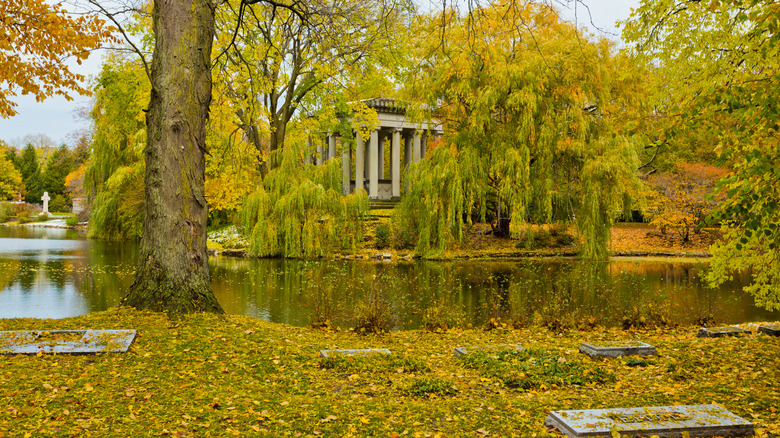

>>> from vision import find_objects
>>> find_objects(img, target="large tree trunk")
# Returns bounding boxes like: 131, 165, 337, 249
268, 119, 286, 170
123, 0, 223, 315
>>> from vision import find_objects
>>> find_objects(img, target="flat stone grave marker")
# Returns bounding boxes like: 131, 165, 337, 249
579, 340, 657, 358
545, 404, 754, 438
319, 348, 391, 358
697, 326, 751, 338
1, 330, 138, 355
453, 344, 524, 358
758, 324, 780, 336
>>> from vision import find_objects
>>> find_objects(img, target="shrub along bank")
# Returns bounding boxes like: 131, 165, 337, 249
0, 308, 777, 437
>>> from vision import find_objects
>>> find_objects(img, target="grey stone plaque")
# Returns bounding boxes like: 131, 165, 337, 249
453, 344, 524, 358
758, 324, 780, 336
319, 348, 391, 358
0, 330, 138, 355
579, 340, 657, 358
697, 326, 751, 338
545, 404, 753, 438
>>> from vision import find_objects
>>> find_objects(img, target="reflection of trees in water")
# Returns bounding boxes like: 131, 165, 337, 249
0, 259, 21, 291
0, 233, 128, 316
16, 259, 38, 290
0, 244, 747, 327
71, 240, 135, 311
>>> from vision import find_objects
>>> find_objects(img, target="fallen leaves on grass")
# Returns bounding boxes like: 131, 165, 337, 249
0, 307, 776, 437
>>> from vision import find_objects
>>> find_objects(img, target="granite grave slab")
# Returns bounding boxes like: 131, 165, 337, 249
758, 324, 780, 336
1, 330, 138, 355
453, 344, 524, 358
696, 326, 751, 338
319, 348, 391, 358
579, 340, 657, 358
545, 404, 753, 438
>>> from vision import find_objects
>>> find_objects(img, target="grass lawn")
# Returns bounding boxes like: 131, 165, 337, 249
1, 308, 777, 437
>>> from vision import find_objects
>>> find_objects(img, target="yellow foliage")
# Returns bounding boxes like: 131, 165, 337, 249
0, 0, 117, 117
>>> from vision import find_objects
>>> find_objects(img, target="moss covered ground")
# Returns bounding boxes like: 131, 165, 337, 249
1, 308, 777, 437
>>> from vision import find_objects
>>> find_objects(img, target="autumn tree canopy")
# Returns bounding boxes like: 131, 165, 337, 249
0, 0, 116, 118
624, 0, 780, 309
394, 1, 645, 258
213, 0, 409, 174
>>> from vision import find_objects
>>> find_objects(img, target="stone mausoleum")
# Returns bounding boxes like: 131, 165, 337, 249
309, 98, 442, 201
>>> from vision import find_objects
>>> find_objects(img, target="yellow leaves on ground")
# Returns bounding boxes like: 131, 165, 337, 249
0, 307, 776, 437
0, 0, 117, 117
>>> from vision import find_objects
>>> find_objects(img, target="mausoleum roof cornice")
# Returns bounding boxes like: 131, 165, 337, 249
361, 97, 407, 115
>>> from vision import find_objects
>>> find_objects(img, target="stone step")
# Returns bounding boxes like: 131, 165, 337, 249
369, 200, 400, 210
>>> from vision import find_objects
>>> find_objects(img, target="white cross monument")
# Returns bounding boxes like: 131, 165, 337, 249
42, 192, 50, 214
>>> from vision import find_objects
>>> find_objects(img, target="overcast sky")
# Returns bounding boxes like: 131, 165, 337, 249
0, 0, 640, 147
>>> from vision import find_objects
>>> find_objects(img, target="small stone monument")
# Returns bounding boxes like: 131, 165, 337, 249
758, 324, 780, 336
697, 326, 751, 338
579, 340, 657, 358
453, 344, 524, 358
545, 404, 753, 438
41, 192, 50, 214
319, 348, 391, 358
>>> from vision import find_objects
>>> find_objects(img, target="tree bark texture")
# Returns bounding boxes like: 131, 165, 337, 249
123, 0, 224, 315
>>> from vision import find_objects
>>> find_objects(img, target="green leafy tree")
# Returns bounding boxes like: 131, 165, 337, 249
623, 0, 780, 309
84, 55, 148, 239
41, 145, 76, 201
241, 138, 369, 258
15, 144, 43, 203
395, 2, 645, 258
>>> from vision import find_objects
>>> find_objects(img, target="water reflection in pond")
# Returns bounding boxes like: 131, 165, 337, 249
1, 227, 778, 327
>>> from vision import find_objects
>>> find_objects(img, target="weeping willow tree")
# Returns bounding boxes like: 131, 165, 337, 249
394, 1, 645, 259
241, 139, 369, 258
84, 55, 149, 239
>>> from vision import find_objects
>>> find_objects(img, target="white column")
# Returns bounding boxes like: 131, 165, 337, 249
328, 135, 337, 162
421, 131, 428, 159
378, 134, 385, 179
369, 129, 379, 199
364, 135, 370, 178
392, 129, 401, 199
355, 131, 365, 191
404, 134, 412, 168
342, 137, 350, 195
412, 130, 421, 163
316, 143, 323, 165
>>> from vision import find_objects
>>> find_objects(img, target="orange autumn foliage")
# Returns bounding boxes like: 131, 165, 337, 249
645, 162, 727, 241
0, 0, 117, 117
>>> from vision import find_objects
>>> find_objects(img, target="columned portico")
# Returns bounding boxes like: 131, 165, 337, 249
315, 98, 442, 201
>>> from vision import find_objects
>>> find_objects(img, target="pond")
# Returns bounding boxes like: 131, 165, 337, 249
1, 226, 778, 328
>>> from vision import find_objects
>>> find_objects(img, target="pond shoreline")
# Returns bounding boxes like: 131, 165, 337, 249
2, 219, 714, 261
207, 248, 712, 261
